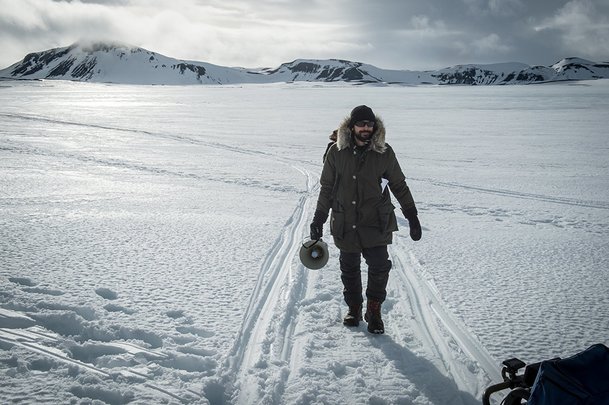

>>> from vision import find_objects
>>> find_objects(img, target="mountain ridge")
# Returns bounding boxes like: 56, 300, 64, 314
1, 42, 608, 85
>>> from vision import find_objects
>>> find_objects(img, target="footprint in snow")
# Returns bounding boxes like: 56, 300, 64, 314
9, 277, 65, 296
23, 287, 65, 296
103, 303, 135, 315
95, 287, 118, 300
166, 309, 186, 319
8, 277, 36, 287
175, 325, 215, 338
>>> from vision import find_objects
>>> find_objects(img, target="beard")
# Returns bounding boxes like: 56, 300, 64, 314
354, 130, 372, 144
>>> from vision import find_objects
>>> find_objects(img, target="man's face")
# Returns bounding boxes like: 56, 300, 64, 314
353, 120, 375, 143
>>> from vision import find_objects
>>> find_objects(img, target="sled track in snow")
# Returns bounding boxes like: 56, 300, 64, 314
1, 139, 302, 195
390, 237, 501, 398
413, 177, 609, 210
0, 321, 198, 403
0, 112, 313, 166
219, 166, 318, 404
1, 112, 315, 194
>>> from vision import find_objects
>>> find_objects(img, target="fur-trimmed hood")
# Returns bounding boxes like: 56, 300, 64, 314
336, 115, 387, 154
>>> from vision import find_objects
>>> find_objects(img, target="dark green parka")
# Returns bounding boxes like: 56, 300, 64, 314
315, 116, 416, 253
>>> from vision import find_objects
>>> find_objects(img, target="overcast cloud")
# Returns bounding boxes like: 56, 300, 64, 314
1, 0, 608, 70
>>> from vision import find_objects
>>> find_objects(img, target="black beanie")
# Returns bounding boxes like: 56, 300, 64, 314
349, 105, 376, 127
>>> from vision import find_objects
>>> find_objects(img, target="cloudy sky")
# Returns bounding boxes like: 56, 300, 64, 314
1, 0, 608, 70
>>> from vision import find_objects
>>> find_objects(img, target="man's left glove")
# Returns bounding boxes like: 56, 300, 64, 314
402, 207, 422, 241
310, 210, 329, 240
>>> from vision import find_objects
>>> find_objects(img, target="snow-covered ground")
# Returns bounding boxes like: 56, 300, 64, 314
1, 79, 608, 404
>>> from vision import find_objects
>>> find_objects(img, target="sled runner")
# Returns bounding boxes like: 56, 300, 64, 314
482, 343, 609, 405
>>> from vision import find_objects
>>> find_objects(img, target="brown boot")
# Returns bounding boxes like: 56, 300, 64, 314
364, 300, 384, 334
343, 305, 362, 327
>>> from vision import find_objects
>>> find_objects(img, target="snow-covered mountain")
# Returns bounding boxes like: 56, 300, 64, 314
0, 42, 259, 85
1, 42, 608, 85
431, 58, 609, 85
255, 59, 437, 84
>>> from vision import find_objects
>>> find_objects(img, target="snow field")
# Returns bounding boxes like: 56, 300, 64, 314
1, 80, 608, 404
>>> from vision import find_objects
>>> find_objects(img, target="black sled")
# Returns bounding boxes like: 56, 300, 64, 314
482, 343, 609, 405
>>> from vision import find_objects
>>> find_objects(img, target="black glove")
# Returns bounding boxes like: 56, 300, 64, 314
402, 207, 422, 241
310, 210, 328, 240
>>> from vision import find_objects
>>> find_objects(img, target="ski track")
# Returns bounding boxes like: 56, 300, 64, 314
0, 140, 303, 195
0, 112, 314, 166
0, 309, 197, 404
0, 111, 317, 196
390, 238, 502, 396
219, 166, 317, 404
5, 111, 606, 210
412, 177, 609, 210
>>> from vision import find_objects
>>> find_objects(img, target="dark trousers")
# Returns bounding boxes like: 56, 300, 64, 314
339, 245, 392, 307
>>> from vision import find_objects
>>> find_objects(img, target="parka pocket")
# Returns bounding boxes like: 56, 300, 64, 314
377, 202, 397, 233
330, 210, 345, 239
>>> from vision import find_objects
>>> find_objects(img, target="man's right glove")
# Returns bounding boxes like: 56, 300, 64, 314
402, 206, 422, 241
310, 210, 328, 240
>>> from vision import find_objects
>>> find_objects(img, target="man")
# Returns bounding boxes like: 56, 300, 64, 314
310, 105, 422, 334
